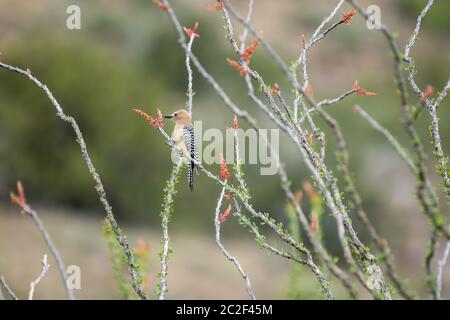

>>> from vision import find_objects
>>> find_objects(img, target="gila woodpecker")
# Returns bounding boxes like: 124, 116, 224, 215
164, 109, 199, 191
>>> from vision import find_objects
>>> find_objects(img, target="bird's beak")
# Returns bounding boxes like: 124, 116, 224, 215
163, 114, 174, 119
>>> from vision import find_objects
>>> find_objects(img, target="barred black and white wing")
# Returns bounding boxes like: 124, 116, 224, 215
183, 125, 199, 191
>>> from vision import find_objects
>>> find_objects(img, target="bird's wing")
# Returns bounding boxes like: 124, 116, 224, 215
183, 125, 198, 191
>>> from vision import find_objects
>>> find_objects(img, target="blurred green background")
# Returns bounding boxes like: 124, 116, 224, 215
0, 0, 449, 299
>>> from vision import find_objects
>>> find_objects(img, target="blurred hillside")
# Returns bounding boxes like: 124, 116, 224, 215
0, 0, 449, 299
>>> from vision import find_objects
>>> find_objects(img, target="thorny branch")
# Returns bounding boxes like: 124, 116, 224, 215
402, 0, 449, 204
230, 127, 334, 299
399, 0, 450, 299
314, 89, 356, 109
214, 181, 256, 300
354, 105, 415, 172
9, 181, 75, 300
234, 200, 337, 298
402, 0, 450, 221
232, 200, 304, 266
157, 18, 200, 300
140, 114, 336, 298
185, 31, 197, 116
25, 208, 74, 299
0, 276, 18, 300
28, 255, 50, 300
158, 160, 183, 300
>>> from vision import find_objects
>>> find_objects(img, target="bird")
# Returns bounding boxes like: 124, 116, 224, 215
164, 109, 199, 191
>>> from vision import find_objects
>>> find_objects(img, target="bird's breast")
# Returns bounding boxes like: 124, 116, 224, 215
172, 126, 184, 143
172, 126, 189, 158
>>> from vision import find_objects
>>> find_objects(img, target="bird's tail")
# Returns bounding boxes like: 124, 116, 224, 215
188, 161, 194, 192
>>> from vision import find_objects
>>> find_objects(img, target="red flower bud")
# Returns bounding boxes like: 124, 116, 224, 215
422, 85, 433, 100
183, 21, 200, 38
342, 8, 357, 24
10, 180, 28, 211
219, 204, 232, 223
232, 115, 238, 129
240, 39, 260, 64
153, 0, 169, 11
226, 58, 247, 76
219, 154, 230, 180
353, 80, 377, 97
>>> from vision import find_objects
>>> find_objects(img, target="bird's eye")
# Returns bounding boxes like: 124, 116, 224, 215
174, 113, 178, 116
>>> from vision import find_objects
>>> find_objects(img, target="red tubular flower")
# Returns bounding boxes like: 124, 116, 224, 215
226, 58, 247, 76
132, 108, 160, 128
353, 80, 377, 97
342, 8, 357, 24
219, 154, 230, 180
156, 108, 164, 128
219, 204, 232, 223
183, 21, 200, 38
240, 39, 260, 64
232, 115, 238, 129
206, 1, 224, 11
153, 0, 169, 11
10, 180, 28, 211
422, 85, 433, 100
17, 180, 26, 204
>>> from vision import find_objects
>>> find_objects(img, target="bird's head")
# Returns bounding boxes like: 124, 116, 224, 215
164, 109, 191, 125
